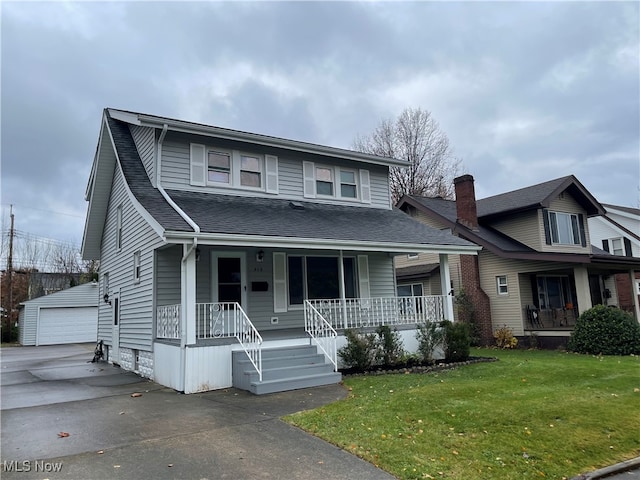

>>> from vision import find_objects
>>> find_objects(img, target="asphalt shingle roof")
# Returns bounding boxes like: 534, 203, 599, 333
408, 196, 535, 253
107, 114, 193, 232
167, 190, 474, 247
108, 112, 474, 248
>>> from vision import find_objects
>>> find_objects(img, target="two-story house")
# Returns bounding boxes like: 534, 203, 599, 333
588, 204, 640, 314
81, 109, 479, 394
396, 175, 640, 348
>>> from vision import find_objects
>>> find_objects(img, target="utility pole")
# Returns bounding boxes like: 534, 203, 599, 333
6, 205, 15, 340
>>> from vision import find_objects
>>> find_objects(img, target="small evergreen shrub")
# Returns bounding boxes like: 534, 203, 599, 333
338, 329, 378, 370
455, 288, 482, 346
442, 320, 471, 362
375, 325, 405, 366
568, 305, 640, 355
494, 325, 518, 349
416, 322, 445, 362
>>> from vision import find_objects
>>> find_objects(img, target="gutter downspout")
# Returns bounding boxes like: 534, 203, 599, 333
156, 123, 201, 392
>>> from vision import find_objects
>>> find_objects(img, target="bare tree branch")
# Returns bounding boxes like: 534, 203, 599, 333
354, 107, 461, 204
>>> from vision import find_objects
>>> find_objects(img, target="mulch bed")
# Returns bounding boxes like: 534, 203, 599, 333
340, 356, 498, 377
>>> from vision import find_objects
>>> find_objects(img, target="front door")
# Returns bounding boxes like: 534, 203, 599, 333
212, 252, 247, 306
211, 253, 247, 337
111, 292, 120, 364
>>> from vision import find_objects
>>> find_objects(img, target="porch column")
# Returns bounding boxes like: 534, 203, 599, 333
181, 244, 197, 345
439, 253, 454, 321
630, 269, 640, 323
573, 266, 592, 314
338, 250, 347, 329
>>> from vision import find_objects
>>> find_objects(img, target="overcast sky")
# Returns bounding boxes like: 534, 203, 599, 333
1, 1, 639, 265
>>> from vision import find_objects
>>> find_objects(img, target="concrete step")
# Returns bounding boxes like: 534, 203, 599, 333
245, 362, 335, 383
249, 371, 343, 395
232, 344, 341, 394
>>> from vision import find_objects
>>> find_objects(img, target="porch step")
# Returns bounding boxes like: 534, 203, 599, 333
232, 345, 341, 395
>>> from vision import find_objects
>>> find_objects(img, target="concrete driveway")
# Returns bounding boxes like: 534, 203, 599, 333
1, 344, 395, 480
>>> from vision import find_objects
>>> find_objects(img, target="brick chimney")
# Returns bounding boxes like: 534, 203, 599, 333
454, 174, 478, 231
452, 174, 493, 345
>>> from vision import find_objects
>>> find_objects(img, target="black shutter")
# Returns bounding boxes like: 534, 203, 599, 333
578, 214, 586, 247
542, 209, 552, 245
602, 239, 610, 252
530, 274, 539, 308
624, 237, 633, 257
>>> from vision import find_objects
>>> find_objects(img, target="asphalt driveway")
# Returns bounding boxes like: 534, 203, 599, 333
1, 344, 394, 480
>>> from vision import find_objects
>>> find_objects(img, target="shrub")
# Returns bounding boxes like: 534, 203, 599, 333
376, 326, 405, 366
455, 288, 482, 346
338, 329, 378, 370
568, 305, 640, 355
442, 320, 471, 362
416, 322, 445, 363
494, 325, 518, 349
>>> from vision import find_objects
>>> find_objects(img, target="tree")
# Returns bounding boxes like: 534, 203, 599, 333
353, 107, 461, 204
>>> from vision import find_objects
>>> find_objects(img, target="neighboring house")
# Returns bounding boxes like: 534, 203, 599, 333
81, 109, 479, 394
588, 204, 640, 314
18, 282, 98, 346
396, 174, 640, 348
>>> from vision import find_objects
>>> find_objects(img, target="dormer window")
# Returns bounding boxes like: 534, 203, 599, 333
240, 154, 261, 187
544, 210, 586, 246
316, 167, 334, 196
208, 151, 231, 184
191, 144, 278, 193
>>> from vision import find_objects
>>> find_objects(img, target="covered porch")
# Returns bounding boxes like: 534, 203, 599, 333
152, 241, 464, 394
520, 262, 640, 337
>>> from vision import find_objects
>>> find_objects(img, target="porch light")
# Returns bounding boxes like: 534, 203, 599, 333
103, 293, 111, 305
195, 248, 201, 262
256, 250, 264, 263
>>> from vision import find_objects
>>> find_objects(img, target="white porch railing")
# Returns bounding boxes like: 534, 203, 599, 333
156, 302, 262, 382
304, 301, 338, 371
306, 296, 446, 330
157, 304, 181, 339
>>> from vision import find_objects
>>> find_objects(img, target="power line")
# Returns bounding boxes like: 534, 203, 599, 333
0, 203, 85, 219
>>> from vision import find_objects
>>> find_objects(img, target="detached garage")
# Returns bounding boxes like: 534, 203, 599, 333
18, 282, 98, 346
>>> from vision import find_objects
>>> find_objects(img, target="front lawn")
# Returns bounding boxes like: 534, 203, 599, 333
285, 348, 640, 479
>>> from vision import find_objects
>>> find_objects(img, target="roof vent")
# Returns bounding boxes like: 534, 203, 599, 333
289, 201, 305, 210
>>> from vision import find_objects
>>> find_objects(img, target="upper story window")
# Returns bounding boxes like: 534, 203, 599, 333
133, 251, 141, 283
603, 237, 632, 257
116, 205, 123, 250
208, 151, 231, 184
316, 167, 334, 196
340, 170, 357, 198
240, 154, 261, 187
303, 161, 370, 203
191, 143, 278, 194
548, 211, 581, 245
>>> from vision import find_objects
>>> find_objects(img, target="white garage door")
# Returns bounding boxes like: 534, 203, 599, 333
38, 307, 98, 345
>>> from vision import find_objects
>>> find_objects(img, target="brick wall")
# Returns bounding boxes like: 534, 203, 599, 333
615, 272, 640, 314
459, 254, 494, 345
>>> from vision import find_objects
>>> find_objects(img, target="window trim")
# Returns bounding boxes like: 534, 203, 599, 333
115, 205, 123, 251
610, 237, 625, 256
496, 275, 508, 295
133, 251, 141, 284
315, 166, 335, 197
338, 168, 358, 199
286, 254, 358, 307
397, 283, 424, 297
548, 211, 581, 246
237, 151, 264, 189
207, 148, 233, 185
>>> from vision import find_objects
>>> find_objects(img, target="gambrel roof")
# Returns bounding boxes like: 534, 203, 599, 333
83, 109, 480, 258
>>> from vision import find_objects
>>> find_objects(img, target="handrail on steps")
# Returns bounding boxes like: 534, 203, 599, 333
234, 303, 263, 382
304, 300, 338, 371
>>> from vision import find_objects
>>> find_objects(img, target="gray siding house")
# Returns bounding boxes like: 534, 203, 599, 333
81, 109, 478, 394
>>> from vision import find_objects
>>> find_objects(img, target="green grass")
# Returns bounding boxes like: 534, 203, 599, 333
285, 348, 640, 479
